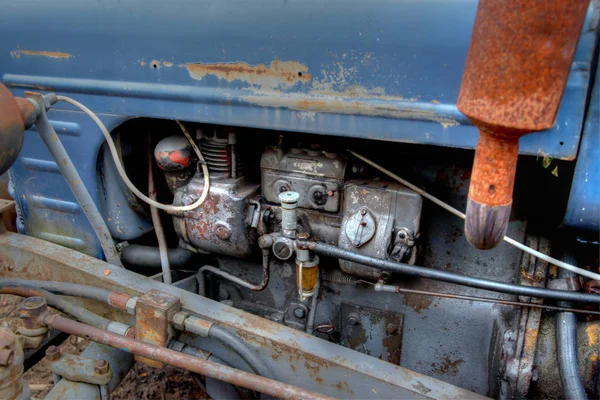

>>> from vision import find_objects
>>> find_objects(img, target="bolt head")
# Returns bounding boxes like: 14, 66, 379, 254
386, 323, 397, 335
348, 314, 359, 326
94, 359, 109, 374
293, 308, 306, 319
45, 345, 60, 361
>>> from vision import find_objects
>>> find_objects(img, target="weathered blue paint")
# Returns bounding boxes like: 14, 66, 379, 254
564, 61, 600, 234
0, 0, 597, 158
7, 111, 130, 259
0, 0, 598, 256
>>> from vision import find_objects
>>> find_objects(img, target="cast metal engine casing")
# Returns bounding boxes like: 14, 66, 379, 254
338, 181, 422, 280
260, 146, 346, 212
172, 176, 259, 258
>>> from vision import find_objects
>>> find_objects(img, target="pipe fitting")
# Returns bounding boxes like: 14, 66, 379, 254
279, 191, 299, 238
171, 311, 190, 331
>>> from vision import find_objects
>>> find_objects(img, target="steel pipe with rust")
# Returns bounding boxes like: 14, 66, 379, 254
457, 0, 589, 249
43, 314, 336, 400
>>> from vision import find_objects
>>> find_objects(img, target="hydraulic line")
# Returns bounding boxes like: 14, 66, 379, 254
0, 279, 131, 312
56, 95, 210, 212
0, 287, 112, 329
208, 325, 273, 379
305, 241, 600, 304
306, 270, 320, 335
44, 314, 335, 400
347, 150, 600, 281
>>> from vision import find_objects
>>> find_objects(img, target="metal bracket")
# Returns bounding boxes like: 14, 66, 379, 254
50, 354, 112, 386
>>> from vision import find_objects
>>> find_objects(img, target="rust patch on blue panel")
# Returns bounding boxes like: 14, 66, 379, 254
10, 50, 72, 59
185, 60, 311, 88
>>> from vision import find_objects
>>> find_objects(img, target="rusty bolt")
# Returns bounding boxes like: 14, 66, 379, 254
94, 359, 109, 375
386, 323, 397, 335
45, 345, 60, 361
0, 349, 14, 366
348, 313, 359, 326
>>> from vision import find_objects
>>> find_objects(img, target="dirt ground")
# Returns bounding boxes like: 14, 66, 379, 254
1, 294, 208, 399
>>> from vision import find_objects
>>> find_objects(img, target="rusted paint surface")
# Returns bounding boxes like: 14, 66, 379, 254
457, 0, 588, 250
0, 231, 489, 399
468, 132, 518, 206
0, 84, 25, 176
134, 290, 180, 368
10, 50, 72, 59
245, 94, 459, 128
185, 60, 310, 88
45, 314, 336, 400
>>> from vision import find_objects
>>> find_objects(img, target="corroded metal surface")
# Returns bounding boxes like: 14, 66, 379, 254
0, 328, 24, 400
457, 0, 589, 249
0, 230, 489, 399
45, 314, 337, 400
0, 83, 25, 176
135, 290, 180, 368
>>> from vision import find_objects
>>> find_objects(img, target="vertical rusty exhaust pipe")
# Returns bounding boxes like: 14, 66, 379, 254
457, 0, 589, 249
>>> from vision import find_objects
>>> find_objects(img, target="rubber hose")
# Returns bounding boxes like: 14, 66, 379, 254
120, 245, 193, 269
208, 325, 273, 379
0, 278, 113, 304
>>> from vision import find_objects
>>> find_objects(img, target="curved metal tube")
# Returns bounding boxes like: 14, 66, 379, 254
148, 138, 172, 284
198, 249, 270, 296
306, 270, 320, 335
556, 254, 587, 400
306, 241, 600, 304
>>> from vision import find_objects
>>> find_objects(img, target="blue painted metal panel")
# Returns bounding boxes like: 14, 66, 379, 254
564, 61, 600, 233
1, 0, 598, 256
0, 0, 597, 159
8, 111, 130, 259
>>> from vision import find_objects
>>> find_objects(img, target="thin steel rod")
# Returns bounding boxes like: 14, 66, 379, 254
385, 287, 600, 315
148, 137, 172, 284
28, 94, 121, 266
347, 150, 600, 281
44, 314, 335, 400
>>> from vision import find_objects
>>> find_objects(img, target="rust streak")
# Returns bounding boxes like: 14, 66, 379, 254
185, 60, 311, 88
11, 50, 72, 59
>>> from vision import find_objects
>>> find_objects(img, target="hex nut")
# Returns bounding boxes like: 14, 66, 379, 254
172, 311, 189, 331
293, 308, 306, 319
386, 323, 397, 335
125, 297, 138, 315
45, 345, 60, 362
94, 359, 109, 375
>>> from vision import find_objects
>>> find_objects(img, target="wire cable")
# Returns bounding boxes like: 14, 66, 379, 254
347, 150, 600, 281
57, 95, 210, 212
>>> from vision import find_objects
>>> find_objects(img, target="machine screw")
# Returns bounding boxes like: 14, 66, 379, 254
348, 313, 359, 326
386, 323, 397, 335
293, 308, 306, 319
0, 349, 14, 366
45, 345, 61, 362
94, 359, 109, 375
